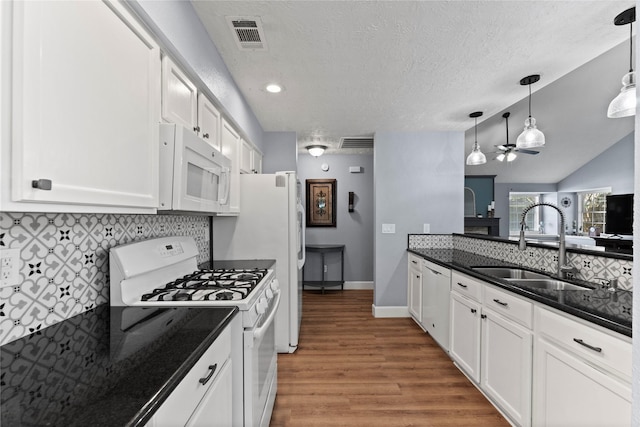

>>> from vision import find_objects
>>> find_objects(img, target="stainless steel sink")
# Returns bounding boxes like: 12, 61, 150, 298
506, 279, 592, 291
471, 266, 549, 280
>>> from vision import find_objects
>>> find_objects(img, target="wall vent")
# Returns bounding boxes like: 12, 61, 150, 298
339, 137, 374, 150
226, 17, 268, 51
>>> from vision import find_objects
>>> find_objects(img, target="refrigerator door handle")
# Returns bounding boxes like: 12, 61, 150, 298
297, 201, 306, 269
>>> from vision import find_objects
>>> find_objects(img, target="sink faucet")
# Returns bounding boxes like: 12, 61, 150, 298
518, 202, 577, 279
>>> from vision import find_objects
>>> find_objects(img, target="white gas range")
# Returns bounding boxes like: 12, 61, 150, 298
109, 236, 279, 427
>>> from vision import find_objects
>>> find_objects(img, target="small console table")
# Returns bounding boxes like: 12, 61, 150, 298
302, 244, 345, 293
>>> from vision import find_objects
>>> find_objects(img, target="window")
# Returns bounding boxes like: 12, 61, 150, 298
578, 190, 609, 234
509, 193, 540, 235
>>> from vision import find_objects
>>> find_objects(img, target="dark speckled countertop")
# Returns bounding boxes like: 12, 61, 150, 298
408, 248, 632, 337
0, 304, 238, 427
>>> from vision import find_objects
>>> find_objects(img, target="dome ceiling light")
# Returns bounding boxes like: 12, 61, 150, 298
516, 74, 545, 149
306, 145, 327, 157
466, 111, 486, 166
607, 7, 636, 118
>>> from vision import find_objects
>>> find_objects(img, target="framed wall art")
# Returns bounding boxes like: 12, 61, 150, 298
306, 179, 336, 227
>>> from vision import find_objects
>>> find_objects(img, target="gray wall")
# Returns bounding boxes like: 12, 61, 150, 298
130, 0, 264, 150
374, 131, 464, 308
298, 154, 374, 282
263, 132, 298, 174
558, 132, 634, 194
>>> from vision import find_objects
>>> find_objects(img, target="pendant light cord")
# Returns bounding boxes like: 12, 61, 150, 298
528, 84, 532, 118
474, 117, 478, 148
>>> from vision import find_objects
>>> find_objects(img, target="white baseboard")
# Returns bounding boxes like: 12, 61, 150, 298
371, 304, 410, 318
344, 281, 373, 290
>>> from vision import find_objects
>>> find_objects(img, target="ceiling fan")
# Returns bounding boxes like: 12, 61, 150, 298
494, 112, 540, 162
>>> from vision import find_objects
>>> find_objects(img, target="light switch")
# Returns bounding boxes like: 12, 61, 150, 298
382, 224, 395, 234
423, 223, 430, 233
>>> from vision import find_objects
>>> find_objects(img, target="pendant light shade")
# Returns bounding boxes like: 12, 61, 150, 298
608, 7, 636, 118
516, 75, 545, 149
466, 112, 486, 166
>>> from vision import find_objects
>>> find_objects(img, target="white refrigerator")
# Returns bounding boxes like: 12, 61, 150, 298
212, 171, 306, 353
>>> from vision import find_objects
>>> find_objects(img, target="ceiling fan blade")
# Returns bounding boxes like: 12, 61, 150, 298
516, 149, 539, 155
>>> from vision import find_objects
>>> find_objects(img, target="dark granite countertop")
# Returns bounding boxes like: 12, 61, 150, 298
0, 304, 238, 427
408, 248, 632, 337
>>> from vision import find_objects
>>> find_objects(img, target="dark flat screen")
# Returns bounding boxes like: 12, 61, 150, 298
605, 193, 633, 235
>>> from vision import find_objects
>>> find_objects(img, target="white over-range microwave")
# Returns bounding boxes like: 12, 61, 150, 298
159, 123, 231, 214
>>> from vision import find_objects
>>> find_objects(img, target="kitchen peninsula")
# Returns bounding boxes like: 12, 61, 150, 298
407, 233, 632, 427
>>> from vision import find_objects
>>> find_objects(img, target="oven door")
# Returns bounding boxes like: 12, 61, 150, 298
243, 291, 280, 427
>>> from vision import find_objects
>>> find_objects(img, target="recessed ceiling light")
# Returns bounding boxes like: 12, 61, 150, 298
265, 84, 282, 93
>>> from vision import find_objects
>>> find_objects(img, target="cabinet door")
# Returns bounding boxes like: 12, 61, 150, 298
11, 0, 160, 210
533, 338, 631, 427
252, 150, 262, 174
432, 270, 451, 351
186, 360, 233, 427
408, 267, 422, 324
481, 307, 532, 427
449, 292, 481, 383
162, 56, 197, 131
197, 94, 221, 151
422, 265, 437, 335
220, 118, 241, 213
240, 139, 253, 174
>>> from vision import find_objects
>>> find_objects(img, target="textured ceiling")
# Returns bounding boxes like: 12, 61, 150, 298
192, 1, 635, 182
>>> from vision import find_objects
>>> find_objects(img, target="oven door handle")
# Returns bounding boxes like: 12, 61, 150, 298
253, 290, 281, 342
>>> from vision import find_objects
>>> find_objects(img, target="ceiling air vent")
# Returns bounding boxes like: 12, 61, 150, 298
227, 17, 268, 51
339, 137, 374, 150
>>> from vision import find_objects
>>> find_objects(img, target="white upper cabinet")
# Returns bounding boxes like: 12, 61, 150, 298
161, 56, 197, 131
162, 56, 222, 152
197, 94, 221, 151
240, 138, 263, 174
220, 118, 241, 214
5, 0, 160, 212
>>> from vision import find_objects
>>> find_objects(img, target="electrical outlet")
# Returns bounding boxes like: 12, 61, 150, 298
382, 224, 395, 234
0, 249, 20, 287
423, 223, 431, 233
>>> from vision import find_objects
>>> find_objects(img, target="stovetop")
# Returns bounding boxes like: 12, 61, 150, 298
141, 268, 268, 302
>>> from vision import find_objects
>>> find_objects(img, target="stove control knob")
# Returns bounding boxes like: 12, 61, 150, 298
256, 298, 267, 314
270, 279, 280, 292
266, 289, 274, 299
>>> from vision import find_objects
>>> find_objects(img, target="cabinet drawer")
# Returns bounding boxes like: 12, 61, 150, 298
484, 285, 532, 329
535, 307, 631, 382
151, 326, 232, 425
408, 253, 422, 271
451, 271, 482, 302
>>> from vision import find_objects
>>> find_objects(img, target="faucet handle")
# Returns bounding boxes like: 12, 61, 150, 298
594, 277, 618, 292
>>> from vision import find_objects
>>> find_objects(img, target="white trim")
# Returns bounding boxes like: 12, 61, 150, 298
371, 304, 410, 318
344, 281, 373, 290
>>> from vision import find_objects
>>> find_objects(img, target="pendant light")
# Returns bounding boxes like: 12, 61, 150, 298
516, 74, 545, 149
607, 7, 636, 118
466, 111, 486, 165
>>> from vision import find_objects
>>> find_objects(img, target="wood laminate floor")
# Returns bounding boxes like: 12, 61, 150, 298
270, 289, 509, 427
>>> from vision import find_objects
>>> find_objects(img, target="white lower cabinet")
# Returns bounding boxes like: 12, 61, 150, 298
449, 271, 532, 426
407, 254, 423, 324
481, 306, 532, 427
533, 306, 631, 427
147, 324, 233, 427
449, 291, 481, 382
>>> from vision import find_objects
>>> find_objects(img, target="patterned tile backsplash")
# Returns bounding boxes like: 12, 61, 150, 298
0, 212, 210, 346
409, 234, 633, 291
